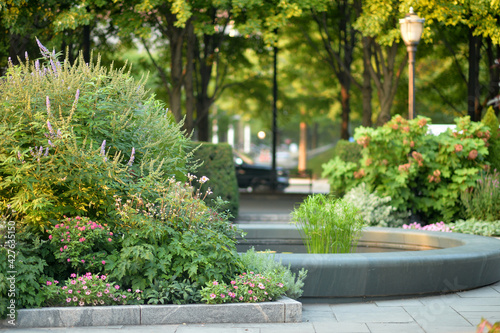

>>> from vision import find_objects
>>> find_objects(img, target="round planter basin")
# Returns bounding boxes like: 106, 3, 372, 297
236, 224, 500, 300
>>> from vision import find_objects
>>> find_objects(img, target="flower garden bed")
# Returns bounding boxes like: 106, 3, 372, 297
0, 297, 301, 328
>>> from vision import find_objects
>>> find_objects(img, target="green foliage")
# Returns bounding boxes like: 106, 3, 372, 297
482, 107, 500, 171
0, 221, 47, 319
332, 140, 363, 164
291, 194, 364, 254
0, 41, 192, 231
107, 179, 244, 292
323, 115, 491, 222
343, 183, 409, 228
146, 277, 201, 305
239, 248, 307, 300
461, 169, 500, 221
191, 143, 239, 218
450, 219, 500, 237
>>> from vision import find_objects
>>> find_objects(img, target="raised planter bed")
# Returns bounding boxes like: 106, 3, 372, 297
0, 297, 301, 328
237, 224, 500, 300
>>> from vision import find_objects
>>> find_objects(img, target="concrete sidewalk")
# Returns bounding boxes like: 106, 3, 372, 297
5, 281, 500, 332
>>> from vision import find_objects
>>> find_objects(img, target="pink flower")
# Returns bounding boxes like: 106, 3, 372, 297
68, 290, 73, 294
108, 238, 112, 242
109, 232, 113, 236
97, 292, 102, 297
114, 285, 120, 290
101, 276, 107, 280
46, 281, 52, 286
60, 247, 63, 252
85, 291, 91, 295
55, 224, 60, 229
83, 286, 87, 290
49, 235, 52, 240
239, 296, 244, 301
102, 261, 106, 265
104, 289, 109, 294
248, 290, 253, 294
220, 294, 225, 298
66, 298, 72, 303
81, 260, 85, 263
70, 273, 76, 278
212, 281, 218, 286
64, 245, 68, 249
230, 280, 236, 285
67, 258, 71, 262
210, 293, 216, 299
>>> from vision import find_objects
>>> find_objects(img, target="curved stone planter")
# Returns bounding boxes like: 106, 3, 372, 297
237, 224, 500, 300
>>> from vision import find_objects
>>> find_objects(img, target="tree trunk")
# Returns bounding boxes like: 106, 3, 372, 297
485, 39, 500, 116
468, 29, 482, 121
361, 36, 373, 127
340, 74, 351, 140
196, 99, 211, 142
184, 21, 195, 136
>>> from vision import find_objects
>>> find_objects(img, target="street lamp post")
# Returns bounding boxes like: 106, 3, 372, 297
400, 7, 425, 120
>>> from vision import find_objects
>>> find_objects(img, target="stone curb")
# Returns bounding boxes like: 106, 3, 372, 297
1, 297, 301, 328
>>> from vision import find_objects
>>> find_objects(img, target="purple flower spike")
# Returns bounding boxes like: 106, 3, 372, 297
128, 147, 135, 166
17, 151, 22, 161
100, 140, 106, 156
50, 58, 57, 75
74, 89, 80, 105
47, 120, 54, 134
48, 139, 54, 147
44, 147, 49, 156
46, 96, 51, 114
57, 129, 62, 138
25, 51, 29, 61
36, 38, 50, 57
35, 59, 40, 71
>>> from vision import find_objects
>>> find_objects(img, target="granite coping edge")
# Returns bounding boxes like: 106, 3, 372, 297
0, 297, 301, 328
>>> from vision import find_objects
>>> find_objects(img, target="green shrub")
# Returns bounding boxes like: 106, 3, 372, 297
106, 177, 244, 292
332, 140, 363, 164
1, 221, 47, 319
190, 143, 239, 218
450, 218, 500, 237
239, 248, 307, 299
0, 41, 192, 231
482, 107, 500, 171
291, 194, 364, 253
343, 183, 409, 227
323, 115, 490, 222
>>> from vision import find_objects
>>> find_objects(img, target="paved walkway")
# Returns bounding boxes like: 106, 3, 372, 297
6, 282, 500, 332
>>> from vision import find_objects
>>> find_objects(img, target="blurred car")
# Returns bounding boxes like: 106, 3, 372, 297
234, 150, 289, 192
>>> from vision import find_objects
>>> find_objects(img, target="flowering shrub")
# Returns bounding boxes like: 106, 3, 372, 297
402, 221, 454, 232
41, 273, 143, 307
323, 115, 490, 222
0, 40, 191, 231
200, 272, 287, 304
47, 216, 116, 274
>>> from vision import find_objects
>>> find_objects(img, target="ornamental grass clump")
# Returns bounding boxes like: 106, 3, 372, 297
291, 194, 364, 254
461, 169, 500, 222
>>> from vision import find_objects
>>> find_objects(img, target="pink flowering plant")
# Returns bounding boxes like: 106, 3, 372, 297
47, 216, 115, 274
41, 272, 143, 307
403, 221, 454, 232
200, 272, 287, 304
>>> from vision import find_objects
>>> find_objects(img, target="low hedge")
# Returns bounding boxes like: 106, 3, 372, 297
191, 143, 239, 218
